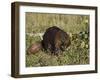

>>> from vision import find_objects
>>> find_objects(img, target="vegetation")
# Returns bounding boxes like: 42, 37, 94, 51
25, 12, 89, 67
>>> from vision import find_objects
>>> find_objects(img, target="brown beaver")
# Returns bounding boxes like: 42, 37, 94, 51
42, 26, 71, 55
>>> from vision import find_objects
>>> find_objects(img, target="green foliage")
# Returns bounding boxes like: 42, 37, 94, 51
25, 13, 89, 67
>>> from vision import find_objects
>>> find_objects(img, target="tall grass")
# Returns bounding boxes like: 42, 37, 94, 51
26, 12, 89, 33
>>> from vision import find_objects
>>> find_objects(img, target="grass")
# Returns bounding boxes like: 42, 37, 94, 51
25, 12, 89, 67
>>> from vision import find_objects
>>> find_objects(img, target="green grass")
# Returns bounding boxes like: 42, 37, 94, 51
25, 12, 89, 67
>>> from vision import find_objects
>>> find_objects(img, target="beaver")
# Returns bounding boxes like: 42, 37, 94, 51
42, 26, 71, 55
